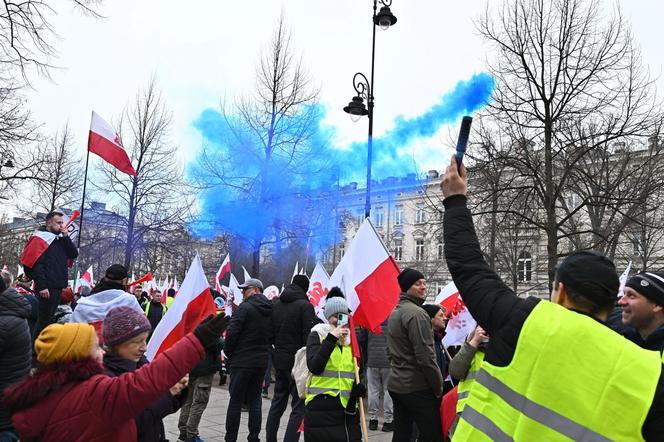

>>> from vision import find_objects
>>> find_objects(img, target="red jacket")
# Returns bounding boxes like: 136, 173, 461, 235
7, 334, 204, 442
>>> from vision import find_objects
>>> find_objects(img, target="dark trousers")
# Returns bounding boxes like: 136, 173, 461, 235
33, 288, 62, 340
265, 369, 304, 442
225, 367, 264, 442
389, 390, 442, 442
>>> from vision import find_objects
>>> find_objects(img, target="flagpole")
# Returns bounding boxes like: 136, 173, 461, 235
353, 357, 369, 442
77, 147, 91, 249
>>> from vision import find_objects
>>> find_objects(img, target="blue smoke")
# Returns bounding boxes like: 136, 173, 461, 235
188, 72, 494, 252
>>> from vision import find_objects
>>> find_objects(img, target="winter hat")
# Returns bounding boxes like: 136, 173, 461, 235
238, 278, 264, 290
103, 306, 152, 348
397, 268, 425, 292
35, 323, 96, 365
555, 251, 619, 307
292, 275, 310, 292
324, 288, 350, 319
626, 272, 664, 307
167, 288, 176, 297
422, 304, 442, 320
105, 264, 129, 281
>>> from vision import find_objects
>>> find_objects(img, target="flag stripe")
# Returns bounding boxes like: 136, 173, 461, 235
88, 131, 137, 176
352, 256, 401, 333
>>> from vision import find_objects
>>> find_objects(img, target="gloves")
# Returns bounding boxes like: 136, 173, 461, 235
194, 314, 230, 348
345, 382, 367, 414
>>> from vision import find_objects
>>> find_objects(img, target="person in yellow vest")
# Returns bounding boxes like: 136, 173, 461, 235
166, 287, 176, 309
447, 325, 488, 438
304, 288, 366, 442
441, 155, 664, 441
145, 289, 168, 341
618, 272, 664, 359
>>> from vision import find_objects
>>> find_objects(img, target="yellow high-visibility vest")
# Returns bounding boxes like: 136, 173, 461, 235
454, 301, 661, 442
305, 344, 355, 408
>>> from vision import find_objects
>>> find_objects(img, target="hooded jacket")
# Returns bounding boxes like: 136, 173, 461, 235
0, 288, 32, 431
104, 352, 183, 442
3, 334, 203, 442
225, 293, 273, 369
269, 283, 319, 371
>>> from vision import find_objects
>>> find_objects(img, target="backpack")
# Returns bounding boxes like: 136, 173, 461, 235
292, 323, 334, 399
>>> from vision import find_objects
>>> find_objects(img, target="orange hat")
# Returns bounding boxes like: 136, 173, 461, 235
35, 323, 96, 365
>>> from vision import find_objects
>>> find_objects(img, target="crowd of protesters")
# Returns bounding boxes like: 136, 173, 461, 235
0, 153, 663, 442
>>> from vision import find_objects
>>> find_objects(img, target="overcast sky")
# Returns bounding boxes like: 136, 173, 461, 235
25, 0, 664, 176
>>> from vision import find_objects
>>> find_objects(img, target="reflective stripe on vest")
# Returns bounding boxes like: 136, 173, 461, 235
455, 350, 484, 414
305, 344, 355, 408
454, 301, 661, 442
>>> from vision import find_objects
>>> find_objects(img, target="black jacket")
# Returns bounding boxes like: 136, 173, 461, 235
624, 323, 664, 353
103, 352, 183, 442
190, 338, 224, 378
269, 284, 319, 371
357, 321, 390, 368
28, 230, 78, 291
0, 288, 32, 431
443, 194, 664, 440
225, 293, 272, 369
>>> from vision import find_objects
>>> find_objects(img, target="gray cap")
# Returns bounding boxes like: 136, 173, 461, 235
324, 296, 349, 319
238, 278, 264, 290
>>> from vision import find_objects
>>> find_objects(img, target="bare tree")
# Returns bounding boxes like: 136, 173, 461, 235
475, 0, 662, 286
95, 78, 192, 268
195, 14, 322, 276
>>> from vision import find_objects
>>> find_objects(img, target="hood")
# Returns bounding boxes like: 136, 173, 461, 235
247, 293, 273, 316
0, 288, 31, 319
399, 292, 425, 306
279, 284, 308, 303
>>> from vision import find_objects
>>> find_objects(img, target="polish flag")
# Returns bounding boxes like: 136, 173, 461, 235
215, 254, 231, 293
20, 231, 58, 268
242, 266, 252, 283
618, 261, 632, 297
307, 262, 331, 323
128, 272, 154, 288
329, 219, 401, 333
74, 266, 94, 293
146, 255, 217, 361
160, 275, 170, 304
435, 281, 477, 347
229, 273, 243, 306
71, 289, 143, 343
88, 111, 136, 176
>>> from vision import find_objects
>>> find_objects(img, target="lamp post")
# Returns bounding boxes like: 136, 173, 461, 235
343, 0, 397, 219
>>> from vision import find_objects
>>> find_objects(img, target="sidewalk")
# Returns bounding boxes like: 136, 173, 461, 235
164, 375, 393, 441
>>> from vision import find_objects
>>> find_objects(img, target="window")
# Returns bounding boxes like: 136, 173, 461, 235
394, 240, 403, 261
517, 251, 532, 282
415, 239, 425, 261
374, 210, 384, 228
415, 203, 426, 224
437, 242, 444, 260
395, 205, 404, 226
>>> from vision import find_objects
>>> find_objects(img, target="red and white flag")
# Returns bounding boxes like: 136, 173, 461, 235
308, 262, 331, 323
329, 219, 401, 333
242, 266, 252, 283
88, 111, 136, 176
215, 254, 231, 293
71, 288, 143, 343
435, 281, 476, 347
618, 261, 632, 298
160, 275, 170, 304
74, 265, 94, 293
229, 273, 243, 306
146, 255, 217, 361
20, 231, 58, 268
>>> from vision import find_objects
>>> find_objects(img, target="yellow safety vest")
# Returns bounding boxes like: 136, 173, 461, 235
144, 302, 168, 316
455, 350, 484, 414
454, 301, 662, 442
305, 344, 355, 408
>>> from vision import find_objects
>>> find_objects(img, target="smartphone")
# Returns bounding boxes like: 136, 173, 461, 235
337, 313, 349, 327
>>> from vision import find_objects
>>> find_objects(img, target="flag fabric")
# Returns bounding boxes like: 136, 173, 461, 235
129, 272, 153, 287
292, 262, 300, 282
20, 231, 58, 268
435, 281, 477, 347
173, 276, 179, 292
229, 273, 243, 306
618, 261, 632, 297
160, 275, 170, 304
348, 313, 362, 365
215, 254, 231, 293
329, 219, 401, 333
308, 262, 331, 323
88, 111, 136, 176
146, 255, 217, 361
74, 265, 94, 293
71, 289, 143, 342
242, 266, 251, 284
17, 264, 24, 278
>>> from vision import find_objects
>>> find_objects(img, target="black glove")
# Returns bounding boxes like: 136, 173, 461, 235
350, 382, 367, 400
194, 314, 230, 348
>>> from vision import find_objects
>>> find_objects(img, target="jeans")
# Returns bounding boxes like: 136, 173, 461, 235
33, 288, 62, 340
178, 374, 214, 440
367, 367, 393, 423
265, 369, 304, 442
389, 390, 442, 442
225, 368, 264, 442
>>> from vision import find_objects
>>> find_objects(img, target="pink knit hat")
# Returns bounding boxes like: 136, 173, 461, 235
102, 306, 151, 347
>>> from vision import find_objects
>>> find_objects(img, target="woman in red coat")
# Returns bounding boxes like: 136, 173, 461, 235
3, 315, 228, 442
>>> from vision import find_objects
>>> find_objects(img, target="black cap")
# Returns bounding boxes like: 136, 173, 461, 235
397, 268, 425, 292
626, 272, 664, 306
555, 251, 618, 306
105, 264, 128, 281
292, 274, 310, 292
422, 304, 442, 319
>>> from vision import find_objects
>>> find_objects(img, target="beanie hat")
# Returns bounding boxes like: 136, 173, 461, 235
326, 287, 345, 300
397, 268, 425, 292
324, 288, 350, 319
167, 288, 176, 297
555, 251, 619, 307
103, 306, 152, 348
626, 272, 664, 306
422, 304, 442, 319
105, 264, 128, 281
292, 274, 310, 292
35, 323, 96, 365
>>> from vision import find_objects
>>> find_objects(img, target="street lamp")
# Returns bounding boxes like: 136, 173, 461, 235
343, 0, 397, 219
